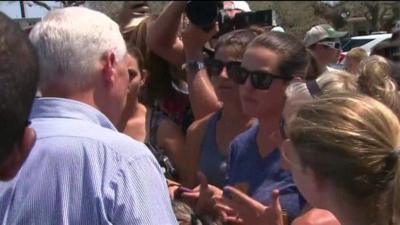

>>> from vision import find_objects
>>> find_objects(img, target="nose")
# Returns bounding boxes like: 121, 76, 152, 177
220, 67, 229, 79
242, 75, 254, 90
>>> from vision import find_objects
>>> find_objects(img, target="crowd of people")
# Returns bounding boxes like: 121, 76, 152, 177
0, 1, 399, 225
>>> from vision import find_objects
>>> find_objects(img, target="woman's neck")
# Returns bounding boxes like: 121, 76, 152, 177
256, 115, 282, 157
218, 103, 253, 127
117, 96, 141, 131
215, 104, 255, 154
323, 189, 387, 225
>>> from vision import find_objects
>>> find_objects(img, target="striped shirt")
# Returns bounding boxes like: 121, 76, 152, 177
0, 98, 178, 225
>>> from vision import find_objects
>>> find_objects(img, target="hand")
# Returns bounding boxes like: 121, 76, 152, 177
182, 22, 219, 60
180, 172, 223, 217
216, 186, 285, 225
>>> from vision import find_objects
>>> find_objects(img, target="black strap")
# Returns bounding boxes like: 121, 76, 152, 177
306, 80, 321, 98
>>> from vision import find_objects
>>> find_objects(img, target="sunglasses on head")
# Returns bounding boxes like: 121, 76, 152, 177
232, 67, 292, 90
204, 58, 241, 78
318, 41, 341, 50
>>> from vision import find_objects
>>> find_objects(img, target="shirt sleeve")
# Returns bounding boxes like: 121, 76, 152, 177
104, 153, 178, 225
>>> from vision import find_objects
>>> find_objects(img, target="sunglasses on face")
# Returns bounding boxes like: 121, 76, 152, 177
319, 41, 341, 50
233, 67, 292, 90
204, 58, 241, 78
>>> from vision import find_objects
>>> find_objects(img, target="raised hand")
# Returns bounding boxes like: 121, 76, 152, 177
182, 21, 219, 60
180, 171, 223, 217
216, 186, 285, 225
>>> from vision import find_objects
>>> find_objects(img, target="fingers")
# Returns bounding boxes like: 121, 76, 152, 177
209, 22, 220, 37
197, 171, 208, 191
222, 215, 244, 225
180, 191, 199, 199
223, 186, 259, 208
271, 189, 282, 212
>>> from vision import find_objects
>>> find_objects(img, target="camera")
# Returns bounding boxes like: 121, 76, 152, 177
145, 142, 178, 180
185, 1, 272, 36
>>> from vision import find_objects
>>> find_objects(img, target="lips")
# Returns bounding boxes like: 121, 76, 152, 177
241, 95, 258, 104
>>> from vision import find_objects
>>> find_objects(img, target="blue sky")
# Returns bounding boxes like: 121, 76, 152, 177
0, 1, 62, 18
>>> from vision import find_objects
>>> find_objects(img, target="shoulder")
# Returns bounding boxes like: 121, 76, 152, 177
230, 121, 259, 147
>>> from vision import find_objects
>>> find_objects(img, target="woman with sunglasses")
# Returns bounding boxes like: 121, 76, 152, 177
181, 27, 262, 189
223, 31, 313, 223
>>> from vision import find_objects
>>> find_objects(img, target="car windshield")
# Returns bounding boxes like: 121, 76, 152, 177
342, 39, 373, 51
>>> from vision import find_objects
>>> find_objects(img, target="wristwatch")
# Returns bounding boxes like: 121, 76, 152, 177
183, 60, 205, 74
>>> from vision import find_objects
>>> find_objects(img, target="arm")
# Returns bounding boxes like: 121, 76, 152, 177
216, 186, 284, 225
157, 118, 186, 182
182, 23, 222, 119
146, 1, 186, 67
179, 116, 209, 188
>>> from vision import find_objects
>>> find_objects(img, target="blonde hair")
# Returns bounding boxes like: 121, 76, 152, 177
346, 47, 368, 61
288, 93, 400, 225
285, 70, 357, 101
358, 55, 400, 117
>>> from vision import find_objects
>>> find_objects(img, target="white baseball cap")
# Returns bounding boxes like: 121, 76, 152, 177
224, 1, 251, 12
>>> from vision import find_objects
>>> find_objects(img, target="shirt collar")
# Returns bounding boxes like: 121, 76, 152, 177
30, 97, 117, 131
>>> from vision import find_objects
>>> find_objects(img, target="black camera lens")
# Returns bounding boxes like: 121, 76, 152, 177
185, 1, 223, 31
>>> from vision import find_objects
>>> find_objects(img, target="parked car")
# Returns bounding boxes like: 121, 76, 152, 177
337, 33, 392, 64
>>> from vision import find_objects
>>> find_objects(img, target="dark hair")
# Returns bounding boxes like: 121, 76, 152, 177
127, 44, 145, 72
0, 12, 39, 164
121, 15, 177, 106
214, 26, 265, 59
248, 31, 311, 78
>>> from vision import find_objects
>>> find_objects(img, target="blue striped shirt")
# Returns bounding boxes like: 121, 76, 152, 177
0, 98, 178, 225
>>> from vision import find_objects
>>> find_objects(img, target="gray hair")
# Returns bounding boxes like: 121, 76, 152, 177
29, 7, 127, 90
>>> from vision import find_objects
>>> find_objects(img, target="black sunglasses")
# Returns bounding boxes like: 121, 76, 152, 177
232, 67, 292, 90
204, 58, 241, 78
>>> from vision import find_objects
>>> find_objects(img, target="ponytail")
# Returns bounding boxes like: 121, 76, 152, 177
358, 55, 400, 117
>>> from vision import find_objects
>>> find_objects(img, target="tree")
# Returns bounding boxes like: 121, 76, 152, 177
85, 1, 124, 22
31, 1, 85, 10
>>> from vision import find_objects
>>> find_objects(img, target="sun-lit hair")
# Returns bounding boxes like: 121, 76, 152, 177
288, 93, 400, 225
29, 7, 127, 90
358, 55, 400, 117
285, 70, 357, 101
346, 47, 368, 62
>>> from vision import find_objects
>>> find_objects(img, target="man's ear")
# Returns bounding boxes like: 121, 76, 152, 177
101, 51, 116, 85
0, 127, 36, 181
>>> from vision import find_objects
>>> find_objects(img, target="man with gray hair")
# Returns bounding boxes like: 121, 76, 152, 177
0, 7, 177, 225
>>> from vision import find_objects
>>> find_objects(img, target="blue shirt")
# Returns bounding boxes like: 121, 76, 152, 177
0, 98, 178, 225
226, 121, 305, 222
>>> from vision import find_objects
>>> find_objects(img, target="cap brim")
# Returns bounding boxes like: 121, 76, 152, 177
328, 31, 348, 38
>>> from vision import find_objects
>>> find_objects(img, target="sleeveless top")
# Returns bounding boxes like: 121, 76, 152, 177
145, 107, 178, 180
199, 110, 228, 188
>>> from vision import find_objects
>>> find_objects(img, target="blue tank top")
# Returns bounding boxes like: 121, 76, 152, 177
199, 111, 227, 188
226, 121, 306, 222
